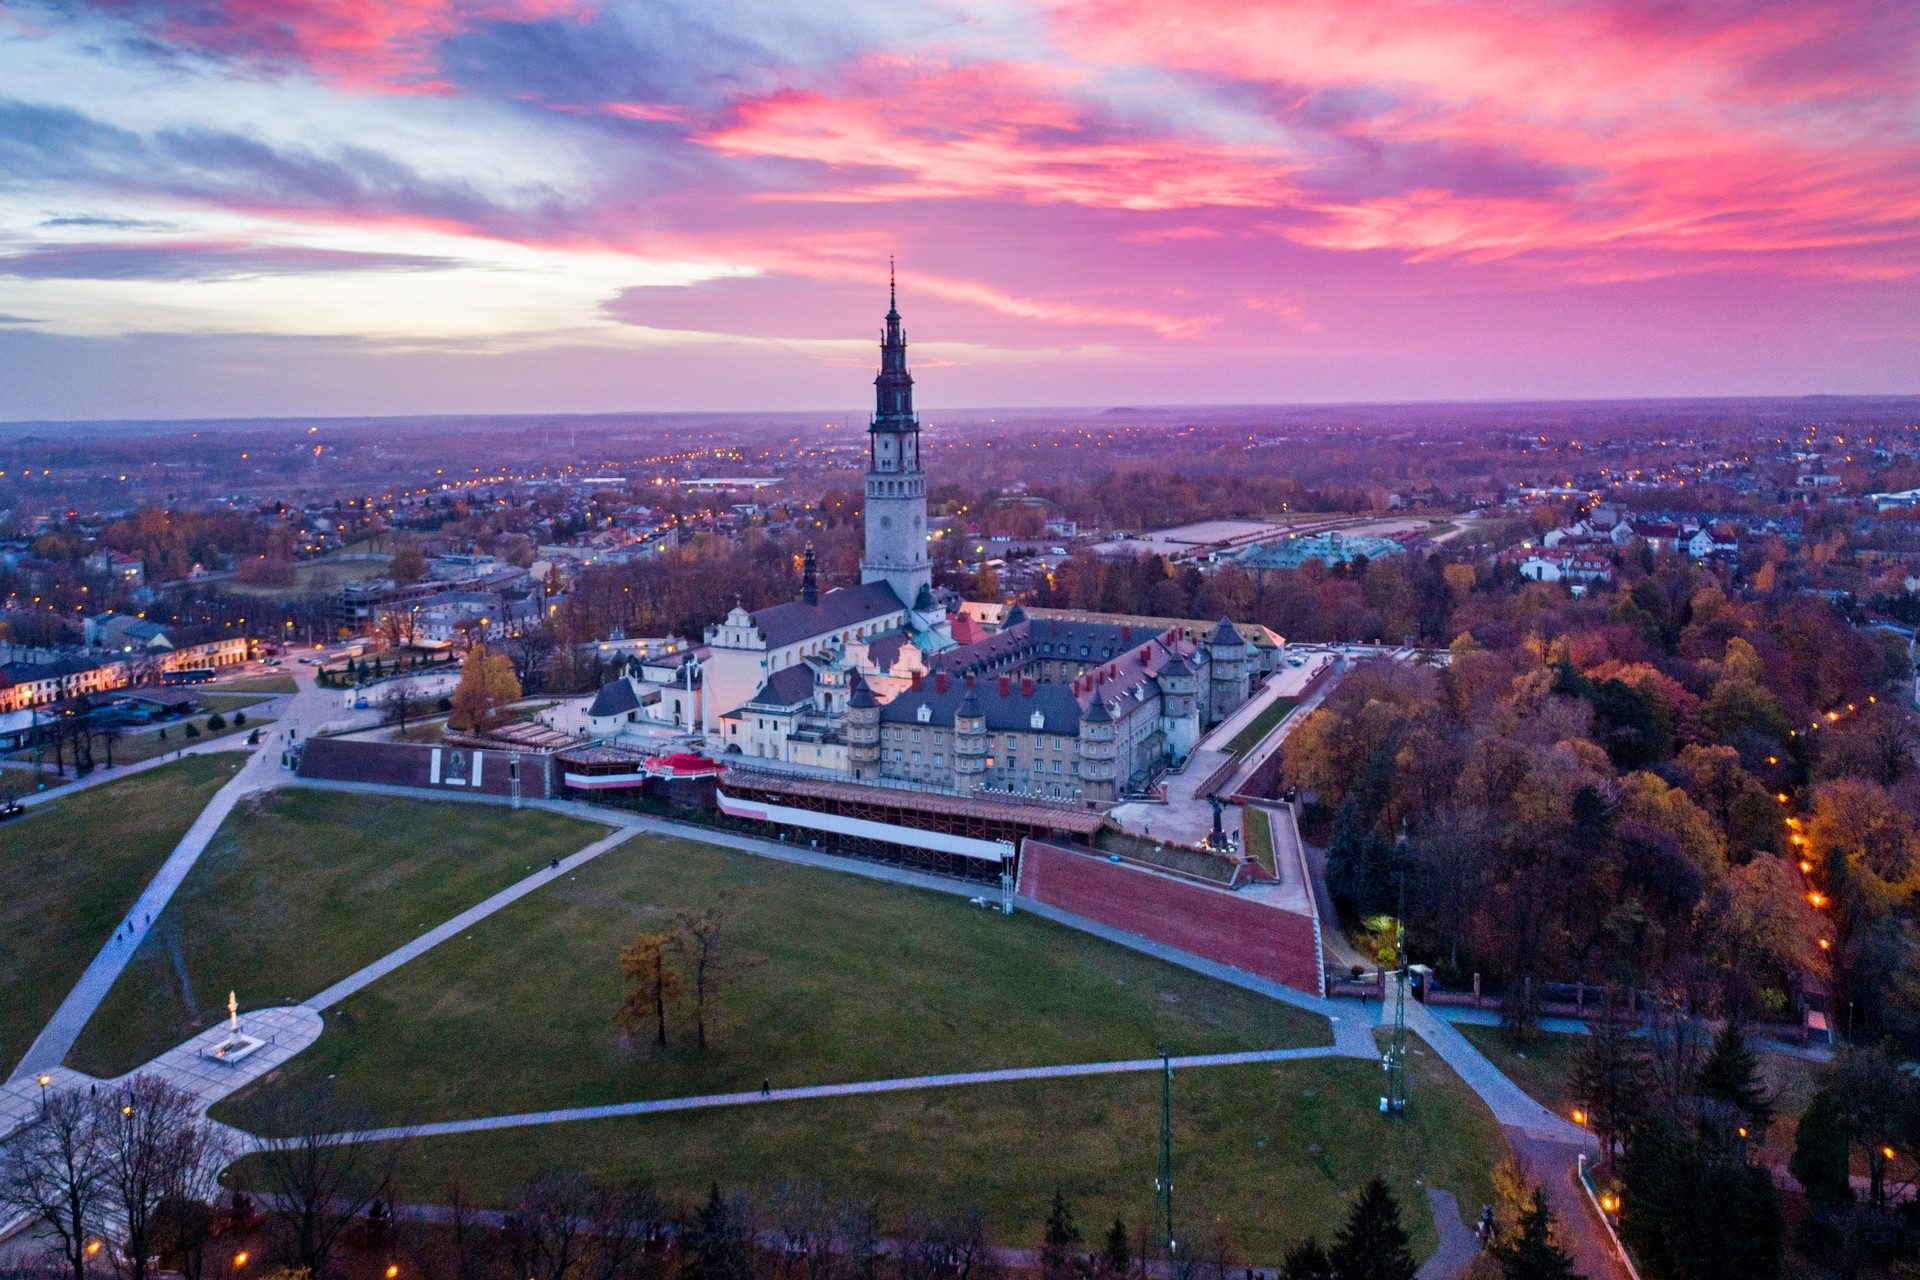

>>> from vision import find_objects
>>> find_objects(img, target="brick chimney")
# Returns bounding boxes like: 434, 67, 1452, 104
936, 672, 948, 694
966, 673, 976, 690
1122, 624, 1131, 641
1022, 677, 1034, 696
911, 672, 922, 691
998, 675, 1011, 696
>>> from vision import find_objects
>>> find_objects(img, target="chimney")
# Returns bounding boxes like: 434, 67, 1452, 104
966, 673, 976, 690
800, 544, 817, 606
1140, 646, 1151, 662
1051, 619, 1058, 635
936, 672, 948, 694
1022, 677, 1034, 696
1122, 624, 1131, 641
911, 672, 922, 691
998, 675, 1011, 697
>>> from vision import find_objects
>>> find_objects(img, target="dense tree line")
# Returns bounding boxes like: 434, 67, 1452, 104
1282, 555, 1920, 1042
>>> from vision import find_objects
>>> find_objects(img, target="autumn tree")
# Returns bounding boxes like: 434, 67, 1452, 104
616, 932, 682, 1048
448, 644, 522, 732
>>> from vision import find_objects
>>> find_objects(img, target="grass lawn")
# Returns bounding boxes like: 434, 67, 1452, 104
204, 676, 299, 694
0, 756, 240, 1072
102, 716, 273, 766
67, 791, 610, 1076
197, 693, 273, 714
228, 1031, 1502, 1263
1243, 807, 1276, 875
1457, 1025, 1582, 1123
1224, 698, 1297, 757
1456, 1023, 1821, 1165
214, 838, 1332, 1136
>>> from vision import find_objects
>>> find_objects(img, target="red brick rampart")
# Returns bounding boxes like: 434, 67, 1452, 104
1018, 839, 1321, 994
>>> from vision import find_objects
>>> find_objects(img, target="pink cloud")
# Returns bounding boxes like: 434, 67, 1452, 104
698, 56, 1301, 212
92, 0, 589, 92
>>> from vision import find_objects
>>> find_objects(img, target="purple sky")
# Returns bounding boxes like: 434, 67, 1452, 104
1, 0, 1916, 420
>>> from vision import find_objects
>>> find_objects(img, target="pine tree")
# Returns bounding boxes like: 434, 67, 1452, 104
1696, 1021, 1776, 1131
1492, 1189, 1580, 1280
682, 1184, 755, 1280
1039, 1188, 1083, 1280
1280, 1238, 1334, 1280
1789, 1087, 1854, 1210
1100, 1218, 1129, 1278
1328, 1177, 1416, 1280
1569, 994, 1650, 1163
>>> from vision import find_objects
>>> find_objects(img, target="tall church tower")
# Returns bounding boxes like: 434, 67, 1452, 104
861, 266, 932, 607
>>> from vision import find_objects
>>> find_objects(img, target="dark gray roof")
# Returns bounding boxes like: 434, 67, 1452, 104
880, 681, 1084, 734
1159, 655, 1193, 677
751, 582, 903, 648
848, 676, 877, 709
753, 663, 816, 707
1002, 602, 1027, 627
1209, 617, 1244, 645
587, 680, 640, 717
1081, 696, 1111, 723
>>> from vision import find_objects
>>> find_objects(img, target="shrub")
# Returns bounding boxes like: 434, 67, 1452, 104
206, 712, 227, 731
233, 711, 247, 726
183, 722, 202, 739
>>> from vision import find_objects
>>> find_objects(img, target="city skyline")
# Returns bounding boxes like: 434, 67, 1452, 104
0, 0, 1916, 420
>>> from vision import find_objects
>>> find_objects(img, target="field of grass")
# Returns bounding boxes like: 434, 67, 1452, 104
1224, 698, 1298, 757
68, 792, 609, 1076
228, 1030, 1502, 1263
221, 560, 387, 600
0, 757, 239, 1071
198, 693, 273, 714
1243, 807, 1276, 875
93, 715, 273, 767
214, 837, 1331, 1135
204, 675, 299, 694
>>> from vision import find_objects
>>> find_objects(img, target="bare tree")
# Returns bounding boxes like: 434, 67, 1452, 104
98, 1076, 227, 1280
767, 1181, 833, 1280
672, 907, 752, 1052
583, 1183, 663, 1280
505, 1169, 595, 1280
0, 1087, 108, 1280
249, 1082, 411, 1277
380, 680, 424, 734
897, 1207, 993, 1280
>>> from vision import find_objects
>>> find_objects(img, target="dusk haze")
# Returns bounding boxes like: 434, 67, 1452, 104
4, 7, 1920, 1280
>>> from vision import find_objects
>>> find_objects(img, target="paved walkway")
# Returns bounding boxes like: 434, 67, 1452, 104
1416, 1189, 1479, 1280
8, 674, 361, 1083
323, 1047, 1348, 1144
306, 825, 637, 1010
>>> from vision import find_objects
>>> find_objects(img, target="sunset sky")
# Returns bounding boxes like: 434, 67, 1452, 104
1, 0, 1916, 419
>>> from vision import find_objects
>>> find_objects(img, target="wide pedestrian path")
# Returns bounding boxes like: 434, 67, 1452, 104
323, 1046, 1348, 1145
8, 675, 354, 1083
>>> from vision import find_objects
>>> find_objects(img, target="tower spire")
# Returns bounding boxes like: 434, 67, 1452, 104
888, 256, 898, 318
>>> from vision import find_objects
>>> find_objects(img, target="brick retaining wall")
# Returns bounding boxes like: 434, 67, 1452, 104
297, 736, 555, 801
1018, 839, 1321, 994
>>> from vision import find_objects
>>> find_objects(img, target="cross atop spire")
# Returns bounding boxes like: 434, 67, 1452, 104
888, 256, 898, 319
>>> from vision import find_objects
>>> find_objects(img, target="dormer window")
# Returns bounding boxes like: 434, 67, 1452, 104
916, 703, 933, 723
1030, 710, 1045, 730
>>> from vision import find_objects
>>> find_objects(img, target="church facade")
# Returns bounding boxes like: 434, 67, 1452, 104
697, 282, 1264, 804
